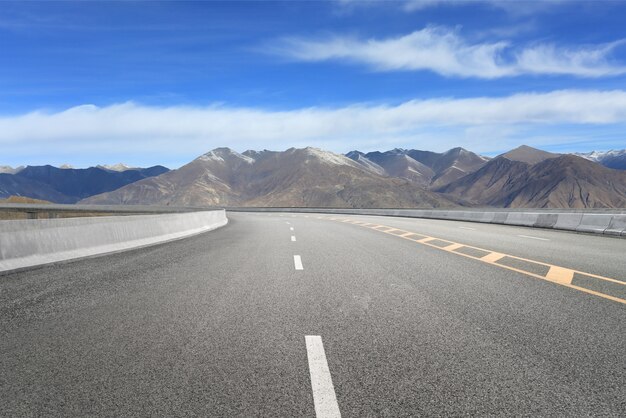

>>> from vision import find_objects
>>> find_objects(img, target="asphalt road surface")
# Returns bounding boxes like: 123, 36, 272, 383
1, 212, 625, 417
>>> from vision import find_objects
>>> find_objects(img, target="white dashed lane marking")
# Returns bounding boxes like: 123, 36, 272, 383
294, 255, 303, 270
305, 336, 341, 418
518, 234, 550, 241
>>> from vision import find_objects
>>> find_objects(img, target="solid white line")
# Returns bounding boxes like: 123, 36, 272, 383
517, 234, 550, 241
458, 226, 476, 231
305, 336, 341, 418
291, 235, 296, 242
290, 227, 294, 231
294, 255, 303, 270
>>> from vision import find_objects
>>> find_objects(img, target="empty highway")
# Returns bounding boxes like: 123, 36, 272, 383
1, 212, 625, 417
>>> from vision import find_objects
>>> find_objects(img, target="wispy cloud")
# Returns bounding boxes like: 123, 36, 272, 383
2, 90, 626, 166
269, 26, 626, 78
340, 0, 567, 15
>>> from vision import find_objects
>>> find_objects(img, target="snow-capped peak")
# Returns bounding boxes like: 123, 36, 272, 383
303, 147, 355, 166
199, 148, 255, 164
574, 149, 626, 162
0, 165, 25, 174
99, 163, 137, 172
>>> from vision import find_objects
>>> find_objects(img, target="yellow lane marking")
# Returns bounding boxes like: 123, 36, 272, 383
482, 252, 506, 263
443, 243, 464, 251
546, 266, 575, 285
330, 217, 625, 305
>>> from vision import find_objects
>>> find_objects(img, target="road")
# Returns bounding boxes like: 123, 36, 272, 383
1, 212, 625, 416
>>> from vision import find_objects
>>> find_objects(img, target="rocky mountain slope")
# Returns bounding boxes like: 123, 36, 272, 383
499, 145, 559, 164
438, 147, 626, 208
82, 147, 456, 208
346, 147, 489, 188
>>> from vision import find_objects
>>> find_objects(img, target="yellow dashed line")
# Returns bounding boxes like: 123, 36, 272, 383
443, 243, 464, 251
331, 217, 625, 305
481, 252, 506, 263
546, 266, 575, 285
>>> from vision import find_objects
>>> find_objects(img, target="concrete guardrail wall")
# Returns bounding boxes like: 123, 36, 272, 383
0, 210, 228, 274
227, 207, 626, 237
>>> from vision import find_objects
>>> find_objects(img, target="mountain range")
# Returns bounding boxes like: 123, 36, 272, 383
438, 148, 626, 208
575, 149, 626, 170
2, 146, 626, 208
345, 147, 489, 189
0, 165, 169, 203
82, 148, 456, 208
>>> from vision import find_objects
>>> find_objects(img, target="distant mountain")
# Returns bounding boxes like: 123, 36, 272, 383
345, 147, 488, 188
0, 165, 25, 174
575, 149, 626, 170
357, 149, 435, 186
0, 173, 74, 203
82, 147, 456, 208
438, 154, 626, 208
5, 145, 626, 209
427, 147, 491, 189
345, 151, 386, 176
8, 164, 169, 203
97, 163, 139, 172
500, 145, 560, 165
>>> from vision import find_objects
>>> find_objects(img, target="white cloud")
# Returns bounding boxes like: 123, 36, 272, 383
341, 0, 567, 15
2, 90, 626, 165
270, 27, 626, 78
516, 41, 626, 77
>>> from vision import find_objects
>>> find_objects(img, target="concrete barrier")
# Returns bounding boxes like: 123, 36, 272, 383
534, 214, 559, 229
228, 207, 625, 237
604, 215, 626, 236
552, 213, 583, 231
0, 210, 227, 273
491, 212, 509, 224
575, 214, 613, 234
504, 212, 539, 227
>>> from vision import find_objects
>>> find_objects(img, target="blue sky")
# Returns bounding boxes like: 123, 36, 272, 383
1, 0, 626, 168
